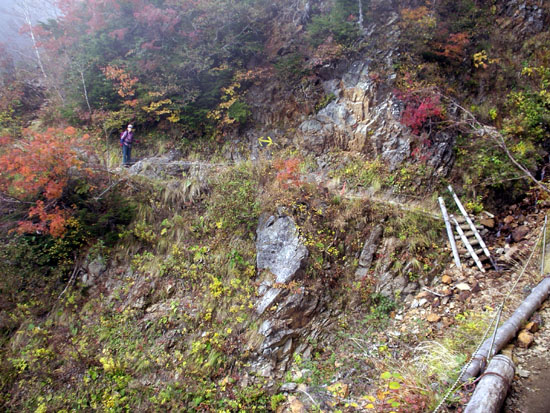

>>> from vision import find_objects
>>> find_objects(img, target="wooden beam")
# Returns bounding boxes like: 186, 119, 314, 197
462, 277, 550, 381
464, 354, 515, 413
439, 197, 461, 269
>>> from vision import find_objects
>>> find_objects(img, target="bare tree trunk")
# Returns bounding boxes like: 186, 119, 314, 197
357, 0, 364, 32
78, 66, 92, 114
21, 0, 47, 80
462, 277, 550, 381
464, 355, 515, 413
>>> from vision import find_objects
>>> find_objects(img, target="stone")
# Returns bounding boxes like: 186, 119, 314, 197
280, 382, 297, 392
479, 217, 495, 228
289, 397, 306, 413
501, 344, 514, 359
427, 313, 441, 323
442, 275, 452, 284
517, 368, 530, 378
517, 330, 535, 348
356, 225, 384, 278
455, 282, 471, 291
525, 321, 540, 333
255, 214, 308, 315
503, 215, 514, 225
511, 225, 529, 242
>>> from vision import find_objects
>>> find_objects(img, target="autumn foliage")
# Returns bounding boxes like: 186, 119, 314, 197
0, 127, 92, 237
274, 158, 302, 187
395, 90, 445, 135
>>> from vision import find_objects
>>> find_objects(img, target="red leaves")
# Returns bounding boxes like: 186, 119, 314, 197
274, 158, 302, 187
395, 89, 445, 135
0, 127, 92, 237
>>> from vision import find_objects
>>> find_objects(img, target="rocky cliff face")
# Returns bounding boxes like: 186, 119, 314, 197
247, 3, 456, 178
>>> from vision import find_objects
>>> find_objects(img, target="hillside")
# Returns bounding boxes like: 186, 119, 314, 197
1, 0, 550, 412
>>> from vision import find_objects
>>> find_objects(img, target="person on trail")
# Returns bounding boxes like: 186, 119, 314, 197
120, 124, 134, 166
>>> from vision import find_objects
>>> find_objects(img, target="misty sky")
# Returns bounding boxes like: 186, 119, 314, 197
0, 0, 58, 60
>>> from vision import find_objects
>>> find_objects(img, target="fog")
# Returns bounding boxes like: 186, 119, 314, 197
0, 0, 58, 60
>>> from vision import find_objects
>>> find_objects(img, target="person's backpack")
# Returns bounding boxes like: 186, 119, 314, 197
120, 130, 127, 146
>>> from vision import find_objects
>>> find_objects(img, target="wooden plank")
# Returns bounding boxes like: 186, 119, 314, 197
438, 197, 461, 269
452, 216, 485, 272
448, 185, 498, 271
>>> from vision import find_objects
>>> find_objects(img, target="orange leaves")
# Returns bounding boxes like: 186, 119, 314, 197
0, 127, 92, 237
102, 65, 139, 101
17, 201, 71, 238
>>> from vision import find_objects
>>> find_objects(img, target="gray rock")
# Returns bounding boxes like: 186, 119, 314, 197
255, 215, 308, 315
280, 382, 298, 392
81, 255, 107, 287
256, 215, 308, 283
356, 224, 384, 278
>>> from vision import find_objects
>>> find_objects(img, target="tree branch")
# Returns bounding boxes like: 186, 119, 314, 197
444, 96, 550, 195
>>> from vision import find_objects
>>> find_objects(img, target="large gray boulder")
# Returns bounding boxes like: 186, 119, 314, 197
255, 214, 308, 315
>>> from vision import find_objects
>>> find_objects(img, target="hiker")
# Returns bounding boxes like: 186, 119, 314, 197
120, 124, 134, 166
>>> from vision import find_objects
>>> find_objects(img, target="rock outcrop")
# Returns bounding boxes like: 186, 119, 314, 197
255, 214, 308, 315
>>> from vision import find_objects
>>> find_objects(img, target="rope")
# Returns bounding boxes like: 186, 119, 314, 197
432, 224, 545, 413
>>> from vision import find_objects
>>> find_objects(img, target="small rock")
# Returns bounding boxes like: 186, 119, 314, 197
455, 282, 471, 291
427, 313, 441, 323
479, 217, 495, 228
501, 344, 514, 359
280, 382, 297, 392
419, 298, 428, 307
289, 397, 306, 413
503, 215, 514, 225
517, 330, 535, 348
442, 275, 453, 284
525, 321, 540, 333
517, 368, 530, 378
417, 291, 430, 299
458, 291, 471, 301
512, 225, 529, 243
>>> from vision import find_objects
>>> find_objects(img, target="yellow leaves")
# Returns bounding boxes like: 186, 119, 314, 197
327, 382, 349, 398
141, 98, 180, 122
473, 50, 498, 69
142, 99, 173, 112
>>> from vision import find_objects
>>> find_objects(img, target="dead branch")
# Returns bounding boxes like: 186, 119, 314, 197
444, 96, 550, 195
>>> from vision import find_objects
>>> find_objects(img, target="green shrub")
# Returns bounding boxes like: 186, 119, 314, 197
307, 0, 367, 47
227, 100, 251, 124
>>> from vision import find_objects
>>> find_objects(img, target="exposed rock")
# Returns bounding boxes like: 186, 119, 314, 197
517, 330, 535, 348
525, 321, 540, 333
289, 397, 306, 413
297, 60, 413, 171
81, 255, 107, 287
280, 382, 297, 392
479, 217, 495, 228
512, 225, 529, 242
455, 282, 471, 291
427, 313, 441, 323
355, 224, 384, 279
255, 214, 308, 315
442, 275, 453, 284
503, 215, 514, 225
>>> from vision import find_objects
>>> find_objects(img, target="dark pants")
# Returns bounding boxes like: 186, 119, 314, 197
122, 144, 132, 165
